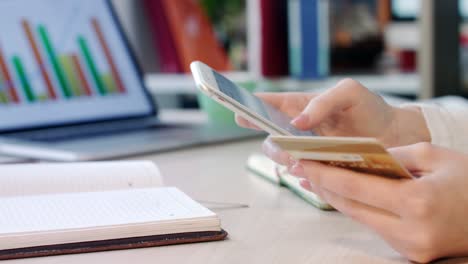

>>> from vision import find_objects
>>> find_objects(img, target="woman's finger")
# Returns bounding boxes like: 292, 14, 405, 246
234, 115, 262, 131
295, 160, 406, 215
255, 92, 315, 109
256, 92, 318, 118
254, 92, 289, 108
319, 189, 402, 237
321, 189, 412, 261
291, 79, 367, 130
262, 137, 295, 167
299, 178, 313, 192
388, 143, 437, 174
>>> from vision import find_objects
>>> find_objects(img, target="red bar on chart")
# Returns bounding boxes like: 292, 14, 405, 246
0, 47, 20, 103
91, 18, 126, 93
22, 20, 57, 100
71, 54, 93, 96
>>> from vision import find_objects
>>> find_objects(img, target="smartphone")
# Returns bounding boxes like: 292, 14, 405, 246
191, 61, 413, 179
190, 61, 314, 136
271, 136, 413, 179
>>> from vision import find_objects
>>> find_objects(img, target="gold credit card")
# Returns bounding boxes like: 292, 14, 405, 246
270, 136, 413, 179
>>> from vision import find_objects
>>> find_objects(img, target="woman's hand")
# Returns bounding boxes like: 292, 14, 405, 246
285, 143, 468, 263
236, 79, 431, 148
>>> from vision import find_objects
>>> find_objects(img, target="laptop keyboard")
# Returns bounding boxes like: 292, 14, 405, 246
3, 119, 184, 143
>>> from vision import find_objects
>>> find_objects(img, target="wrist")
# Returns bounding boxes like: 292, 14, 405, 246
389, 106, 432, 147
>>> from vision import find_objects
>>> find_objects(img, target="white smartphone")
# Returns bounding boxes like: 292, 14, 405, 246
191, 61, 413, 179
190, 61, 314, 136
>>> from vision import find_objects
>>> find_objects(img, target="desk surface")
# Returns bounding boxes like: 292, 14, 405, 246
6, 139, 467, 264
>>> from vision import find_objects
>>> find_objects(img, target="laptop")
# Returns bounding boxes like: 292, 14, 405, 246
0, 0, 258, 161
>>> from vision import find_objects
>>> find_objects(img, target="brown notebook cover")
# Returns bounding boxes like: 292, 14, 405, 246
0, 230, 228, 260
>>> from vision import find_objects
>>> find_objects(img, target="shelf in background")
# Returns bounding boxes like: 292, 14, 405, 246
145, 72, 420, 97
145, 72, 253, 94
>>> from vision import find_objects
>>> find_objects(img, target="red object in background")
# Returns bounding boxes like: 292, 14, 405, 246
161, 0, 232, 72
461, 34, 468, 47
399, 50, 416, 72
260, 0, 289, 77
144, 0, 183, 73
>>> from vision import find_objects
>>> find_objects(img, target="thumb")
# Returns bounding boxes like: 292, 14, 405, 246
291, 79, 361, 130
388, 143, 435, 174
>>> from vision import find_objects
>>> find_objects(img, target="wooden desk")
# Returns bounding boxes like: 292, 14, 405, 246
6, 139, 468, 264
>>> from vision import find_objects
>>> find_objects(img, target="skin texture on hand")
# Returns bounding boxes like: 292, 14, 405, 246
285, 143, 468, 263
233, 79, 465, 262
236, 78, 431, 148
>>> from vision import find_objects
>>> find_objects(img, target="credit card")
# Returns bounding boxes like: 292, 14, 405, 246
270, 136, 413, 179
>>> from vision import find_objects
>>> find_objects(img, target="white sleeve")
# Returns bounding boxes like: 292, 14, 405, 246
404, 96, 468, 153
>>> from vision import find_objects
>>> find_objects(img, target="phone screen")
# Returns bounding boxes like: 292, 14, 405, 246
212, 70, 314, 136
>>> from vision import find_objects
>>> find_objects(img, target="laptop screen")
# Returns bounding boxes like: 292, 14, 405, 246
0, 0, 154, 132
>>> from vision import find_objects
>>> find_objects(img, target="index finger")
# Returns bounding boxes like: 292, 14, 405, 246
262, 137, 295, 166
255, 92, 317, 118
291, 79, 372, 130
235, 115, 262, 131
254, 92, 288, 108
298, 160, 408, 215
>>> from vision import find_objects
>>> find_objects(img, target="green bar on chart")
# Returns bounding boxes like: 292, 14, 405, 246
0, 91, 8, 104
12, 56, 35, 102
78, 36, 107, 95
101, 73, 117, 93
38, 25, 72, 99
60, 55, 82, 96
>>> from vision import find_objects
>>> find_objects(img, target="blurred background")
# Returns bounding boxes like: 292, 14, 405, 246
0, 0, 464, 162
112, 0, 467, 109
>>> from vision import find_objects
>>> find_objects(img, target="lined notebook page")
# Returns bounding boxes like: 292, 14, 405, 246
0, 161, 162, 197
0, 187, 218, 250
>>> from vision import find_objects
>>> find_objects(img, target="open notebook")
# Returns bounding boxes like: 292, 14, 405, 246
247, 154, 334, 210
0, 162, 226, 260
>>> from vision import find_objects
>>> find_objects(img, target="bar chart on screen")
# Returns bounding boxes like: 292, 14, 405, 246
0, 18, 126, 105
0, 0, 151, 131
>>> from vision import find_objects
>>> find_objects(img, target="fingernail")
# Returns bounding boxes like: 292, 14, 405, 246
299, 178, 317, 191
288, 162, 305, 177
291, 114, 308, 126
287, 156, 296, 167
298, 178, 310, 189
